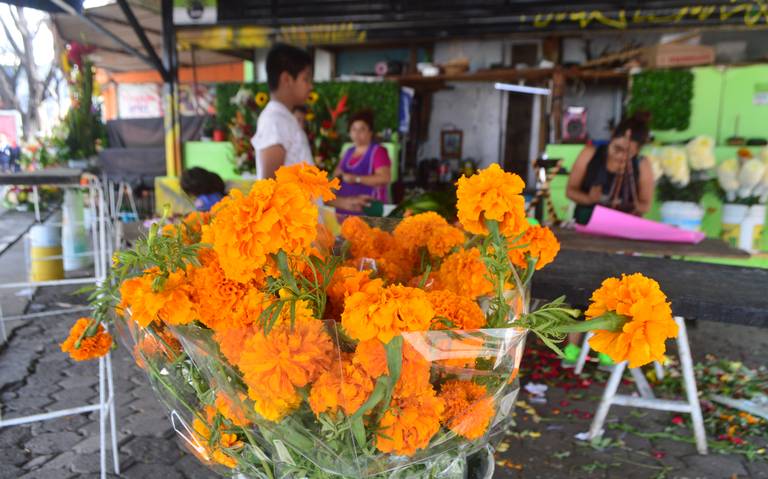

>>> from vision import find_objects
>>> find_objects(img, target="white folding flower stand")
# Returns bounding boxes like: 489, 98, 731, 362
576, 317, 708, 455
0, 169, 120, 478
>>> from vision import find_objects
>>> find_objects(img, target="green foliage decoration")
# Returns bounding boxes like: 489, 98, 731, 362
628, 70, 693, 131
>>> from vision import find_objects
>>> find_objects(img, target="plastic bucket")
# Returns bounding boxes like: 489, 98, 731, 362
721, 203, 749, 248
62, 190, 92, 271
660, 201, 705, 232
739, 204, 766, 252
29, 225, 64, 282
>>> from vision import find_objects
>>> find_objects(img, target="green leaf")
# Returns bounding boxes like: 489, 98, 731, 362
351, 415, 367, 447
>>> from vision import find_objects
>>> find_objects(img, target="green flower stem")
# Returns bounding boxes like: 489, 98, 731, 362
241, 427, 275, 479
552, 312, 629, 334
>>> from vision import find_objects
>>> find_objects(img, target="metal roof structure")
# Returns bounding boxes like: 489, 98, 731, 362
51, 0, 245, 73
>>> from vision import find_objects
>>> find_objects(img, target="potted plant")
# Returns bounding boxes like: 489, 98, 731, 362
649, 136, 716, 232
717, 148, 768, 250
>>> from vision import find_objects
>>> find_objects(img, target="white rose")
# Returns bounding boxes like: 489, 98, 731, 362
644, 148, 664, 181
738, 158, 767, 199
717, 158, 740, 202
660, 147, 690, 187
685, 135, 716, 171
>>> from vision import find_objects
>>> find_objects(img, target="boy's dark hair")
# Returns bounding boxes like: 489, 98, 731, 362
349, 109, 374, 132
181, 167, 226, 197
266, 43, 313, 91
613, 111, 652, 145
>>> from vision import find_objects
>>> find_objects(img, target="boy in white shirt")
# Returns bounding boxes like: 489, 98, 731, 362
252, 43, 370, 212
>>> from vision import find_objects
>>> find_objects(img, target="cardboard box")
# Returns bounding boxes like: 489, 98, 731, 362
643, 43, 715, 68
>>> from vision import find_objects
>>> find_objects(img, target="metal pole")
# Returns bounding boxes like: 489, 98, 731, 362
161, 0, 182, 178
116, 0, 169, 81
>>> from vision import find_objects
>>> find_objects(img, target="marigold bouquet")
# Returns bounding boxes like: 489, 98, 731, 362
63, 163, 678, 478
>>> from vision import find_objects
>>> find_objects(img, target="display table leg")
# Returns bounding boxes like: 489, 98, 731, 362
675, 316, 707, 454
584, 317, 707, 454
574, 331, 593, 374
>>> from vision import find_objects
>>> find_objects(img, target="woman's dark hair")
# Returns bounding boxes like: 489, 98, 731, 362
266, 43, 313, 91
613, 111, 652, 145
292, 104, 308, 114
181, 167, 226, 197
348, 109, 374, 132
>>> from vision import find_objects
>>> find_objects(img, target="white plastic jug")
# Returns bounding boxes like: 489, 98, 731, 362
62, 190, 92, 271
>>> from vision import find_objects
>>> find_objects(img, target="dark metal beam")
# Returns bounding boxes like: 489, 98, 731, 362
116, 0, 168, 81
48, 0, 158, 71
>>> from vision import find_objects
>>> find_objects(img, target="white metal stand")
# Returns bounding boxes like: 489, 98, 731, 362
0, 173, 120, 477
583, 317, 707, 454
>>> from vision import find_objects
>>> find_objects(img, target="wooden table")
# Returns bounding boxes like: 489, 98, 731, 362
533, 229, 767, 326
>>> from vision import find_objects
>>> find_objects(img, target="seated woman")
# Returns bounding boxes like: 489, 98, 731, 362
334, 109, 391, 216
566, 112, 655, 225
180, 167, 226, 212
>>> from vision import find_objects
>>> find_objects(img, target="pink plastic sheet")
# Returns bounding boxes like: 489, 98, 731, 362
574, 205, 705, 244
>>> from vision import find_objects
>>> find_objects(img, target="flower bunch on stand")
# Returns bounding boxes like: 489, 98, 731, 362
53, 42, 106, 164
61, 163, 679, 478
717, 148, 768, 205
306, 92, 348, 175
647, 136, 716, 203
229, 88, 270, 174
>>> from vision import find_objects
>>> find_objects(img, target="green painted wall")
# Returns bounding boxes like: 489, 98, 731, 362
184, 141, 239, 180
652, 65, 768, 144
719, 65, 768, 144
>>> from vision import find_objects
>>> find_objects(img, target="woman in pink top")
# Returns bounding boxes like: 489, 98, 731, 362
334, 110, 391, 215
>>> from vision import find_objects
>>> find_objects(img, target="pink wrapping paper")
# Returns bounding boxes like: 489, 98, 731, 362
575, 205, 705, 244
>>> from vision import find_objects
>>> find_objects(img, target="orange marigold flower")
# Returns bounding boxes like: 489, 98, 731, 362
340, 216, 394, 259
341, 284, 434, 343
189, 252, 250, 331
275, 163, 339, 202
586, 273, 678, 368
250, 387, 302, 422
326, 266, 381, 320
237, 313, 334, 421
439, 380, 495, 440
214, 325, 258, 366
160, 211, 210, 245
426, 225, 465, 258
376, 384, 444, 456
60, 318, 112, 361
352, 339, 389, 378
191, 405, 244, 469
508, 225, 560, 271
309, 357, 374, 417
392, 212, 449, 254
395, 341, 433, 397
215, 392, 251, 427
119, 269, 198, 328
427, 289, 486, 330
456, 163, 529, 237
133, 325, 181, 369
436, 248, 493, 299
202, 177, 319, 284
